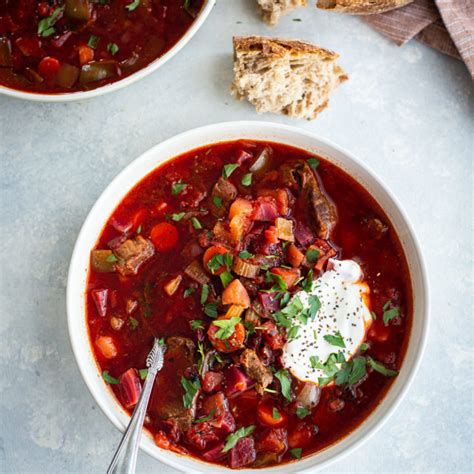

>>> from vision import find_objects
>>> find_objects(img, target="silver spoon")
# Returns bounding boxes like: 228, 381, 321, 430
107, 338, 165, 474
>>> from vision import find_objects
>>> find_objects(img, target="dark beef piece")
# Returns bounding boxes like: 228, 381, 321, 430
240, 349, 273, 395
280, 159, 337, 240
229, 436, 257, 468
181, 240, 203, 260
211, 177, 237, 216
149, 337, 196, 431
114, 236, 155, 276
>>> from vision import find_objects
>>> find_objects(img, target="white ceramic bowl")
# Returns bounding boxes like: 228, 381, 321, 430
0, 0, 215, 103
67, 121, 429, 473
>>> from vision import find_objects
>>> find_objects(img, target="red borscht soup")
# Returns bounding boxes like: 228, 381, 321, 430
86, 140, 412, 468
0, 0, 204, 94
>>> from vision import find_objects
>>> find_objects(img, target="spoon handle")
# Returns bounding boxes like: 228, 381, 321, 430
106, 369, 157, 474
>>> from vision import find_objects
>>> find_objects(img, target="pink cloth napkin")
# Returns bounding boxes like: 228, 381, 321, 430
363, 0, 474, 77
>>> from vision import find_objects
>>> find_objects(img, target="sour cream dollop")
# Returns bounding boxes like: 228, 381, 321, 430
282, 259, 372, 384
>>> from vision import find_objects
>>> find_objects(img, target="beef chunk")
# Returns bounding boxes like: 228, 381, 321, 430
149, 337, 196, 431
240, 349, 273, 395
114, 236, 154, 276
280, 159, 337, 239
212, 177, 237, 216
229, 436, 256, 468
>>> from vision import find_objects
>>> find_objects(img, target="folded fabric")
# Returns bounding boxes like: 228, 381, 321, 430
363, 0, 474, 77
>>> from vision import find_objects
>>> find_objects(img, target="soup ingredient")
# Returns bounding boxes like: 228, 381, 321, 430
231, 36, 348, 120
281, 259, 372, 384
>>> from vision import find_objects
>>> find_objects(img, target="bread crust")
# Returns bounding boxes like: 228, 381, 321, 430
231, 35, 348, 120
233, 36, 340, 62
316, 0, 413, 14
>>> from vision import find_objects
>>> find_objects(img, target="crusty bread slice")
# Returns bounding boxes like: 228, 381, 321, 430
231, 36, 348, 121
316, 0, 413, 14
257, 0, 307, 25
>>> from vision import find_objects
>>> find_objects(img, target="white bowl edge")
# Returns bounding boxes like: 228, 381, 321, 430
67, 121, 430, 473
0, 0, 215, 103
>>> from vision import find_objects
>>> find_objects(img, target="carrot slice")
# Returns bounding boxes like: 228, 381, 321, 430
150, 222, 178, 252
95, 336, 118, 359
222, 279, 250, 308
203, 245, 229, 275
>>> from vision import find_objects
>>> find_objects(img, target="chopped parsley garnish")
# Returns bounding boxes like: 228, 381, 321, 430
310, 355, 325, 370
307, 295, 321, 320
171, 212, 186, 221
87, 35, 100, 49
323, 331, 346, 348
290, 448, 302, 459
102, 371, 119, 385
171, 182, 187, 195
37, 7, 64, 37
139, 368, 148, 380
222, 163, 240, 179
136, 224, 142, 234
183, 287, 195, 298
367, 357, 398, 377
200, 284, 209, 304
272, 407, 281, 420
107, 43, 119, 55
197, 341, 205, 374
241, 173, 252, 186
287, 326, 299, 341
207, 252, 232, 274
203, 302, 218, 318
194, 408, 217, 424
190, 319, 204, 330
307, 157, 320, 170
222, 425, 256, 453
382, 300, 400, 325
359, 342, 369, 352
220, 271, 234, 288
296, 407, 310, 419
181, 375, 200, 408
274, 369, 292, 401
370, 310, 377, 320
306, 248, 320, 263
239, 250, 254, 259
212, 316, 240, 339
128, 316, 139, 330
190, 217, 202, 230
212, 196, 222, 208
126, 0, 141, 11
106, 253, 118, 263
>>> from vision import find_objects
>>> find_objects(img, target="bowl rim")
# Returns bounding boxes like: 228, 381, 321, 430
67, 121, 429, 473
0, 0, 215, 103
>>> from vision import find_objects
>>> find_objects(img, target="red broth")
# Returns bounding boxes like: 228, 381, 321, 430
86, 140, 412, 468
0, 0, 204, 94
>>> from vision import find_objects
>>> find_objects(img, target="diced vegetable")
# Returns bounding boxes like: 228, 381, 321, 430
56, 63, 80, 88
257, 401, 288, 427
118, 368, 142, 408
288, 422, 314, 449
222, 279, 250, 308
110, 316, 125, 331
258, 292, 280, 313
38, 57, 60, 80
255, 428, 288, 455
251, 197, 279, 222
207, 316, 246, 353
163, 274, 182, 296
225, 304, 245, 318
287, 244, 304, 268
225, 366, 252, 396
264, 225, 279, 245
203, 245, 229, 275
229, 198, 253, 220
79, 60, 118, 84
150, 222, 178, 251
296, 382, 321, 409
250, 147, 271, 173
91, 249, 116, 272
261, 321, 285, 350
203, 443, 226, 462
91, 288, 108, 317
95, 336, 118, 359
270, 267, 300, 289
229, 436, 256, 468
65, 0, 91, 21
78, 45, 94, 65
202, 371, 224, 394
233, 257, 260, 278
275, 218, 294, 242
184, 260, 210, 285
229, 214, 250, 243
